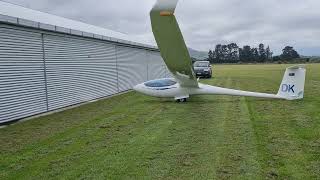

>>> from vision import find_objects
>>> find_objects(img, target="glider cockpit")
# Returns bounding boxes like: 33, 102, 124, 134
144, 79, 177, 88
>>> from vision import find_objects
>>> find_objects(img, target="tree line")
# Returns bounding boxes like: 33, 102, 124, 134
207, 43, 300, 64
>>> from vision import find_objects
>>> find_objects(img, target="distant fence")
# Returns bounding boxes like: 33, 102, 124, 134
0, 23, 170, 124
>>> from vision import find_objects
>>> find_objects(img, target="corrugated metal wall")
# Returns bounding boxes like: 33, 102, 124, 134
44, 34, 118, 111
0, 27, 48, 123
116, 46, 148, 92
147, 51, 169, 80
0, 25, 169, 123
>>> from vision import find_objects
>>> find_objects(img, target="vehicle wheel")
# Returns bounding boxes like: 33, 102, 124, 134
176, 98, 187, 103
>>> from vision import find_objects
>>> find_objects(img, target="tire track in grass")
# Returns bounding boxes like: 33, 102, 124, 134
67, 77, 232, 179
271, 100, 319, 179
135, 77, 232, 179
71, 77, 232, 179
166, 78, 235, 178
212, 78, 262, 179
157, 92, 229, 179
244, 78, 294, 179
245, 87, 314, 178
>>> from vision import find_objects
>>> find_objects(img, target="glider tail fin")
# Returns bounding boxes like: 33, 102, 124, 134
277, 65, 306, 100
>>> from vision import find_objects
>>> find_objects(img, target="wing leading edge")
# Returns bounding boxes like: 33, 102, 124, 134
150, 0, 198, 88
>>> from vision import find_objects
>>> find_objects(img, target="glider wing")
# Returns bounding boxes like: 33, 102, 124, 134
150, 0, 198, 88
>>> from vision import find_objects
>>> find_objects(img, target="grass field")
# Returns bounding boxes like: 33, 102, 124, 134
1, 64, 320, 179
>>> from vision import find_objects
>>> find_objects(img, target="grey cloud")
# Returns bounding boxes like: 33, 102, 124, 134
3, 0, 320, 55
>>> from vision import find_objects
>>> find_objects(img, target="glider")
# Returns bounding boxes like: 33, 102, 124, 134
133, 0, 306, 102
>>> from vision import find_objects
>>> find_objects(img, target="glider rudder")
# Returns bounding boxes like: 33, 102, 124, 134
277, 65, 306, 100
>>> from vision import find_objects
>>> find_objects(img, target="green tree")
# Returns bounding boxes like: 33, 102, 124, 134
280, 46, 300, 60
258, 43, 266, 62
239, 48, 243, 62
208, 50, 214, 63
227, 43, 239, 63
251, 48, 259, 62
266, 46, 273, 61
273, 56, 281, 62
214, 44, 223, 63
221, 45, 229, 63
240, 45, 252, 62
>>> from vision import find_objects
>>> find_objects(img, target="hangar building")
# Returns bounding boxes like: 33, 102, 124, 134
0, 1, 170, 123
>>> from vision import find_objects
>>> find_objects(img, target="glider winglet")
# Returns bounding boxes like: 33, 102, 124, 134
152, 0, 178, 15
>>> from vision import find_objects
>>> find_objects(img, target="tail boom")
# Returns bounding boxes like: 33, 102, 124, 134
193, 84, 283, 99
190, 65, 306, 100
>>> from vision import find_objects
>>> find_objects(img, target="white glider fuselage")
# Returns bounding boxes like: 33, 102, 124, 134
134, 64, 306, 101
134, 78, 282, 100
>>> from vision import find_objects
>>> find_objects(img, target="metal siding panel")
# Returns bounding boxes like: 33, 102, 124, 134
44, 34, 118, 111
147, 51, 167, 80
83, 32, 94, 38
56, 26, 70, 34
165, 65, 173, 78
102, 36, 111, 41
39, 23, 55, 31
116, 46, 148, 92
93, 34, 103, 40
70, 29, 82, 36
0, 14, 18, 24
0, 27, 47, 123
18, 18, 39, 28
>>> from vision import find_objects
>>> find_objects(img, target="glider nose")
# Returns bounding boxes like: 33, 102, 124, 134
133, 84, 143, 93
133, 84, 138, 91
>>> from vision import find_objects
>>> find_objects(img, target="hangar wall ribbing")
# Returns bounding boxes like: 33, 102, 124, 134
0, 24, 170, 123
43, 34, 119, 111
0, 27, 48, 122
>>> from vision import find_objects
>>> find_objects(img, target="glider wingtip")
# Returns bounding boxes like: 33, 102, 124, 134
152, 0, 179, 13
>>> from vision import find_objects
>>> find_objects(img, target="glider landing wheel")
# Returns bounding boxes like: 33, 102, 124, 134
176, 98, 187, 103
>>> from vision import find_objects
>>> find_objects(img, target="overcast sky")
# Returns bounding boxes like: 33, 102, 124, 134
2, 0, 320, 55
